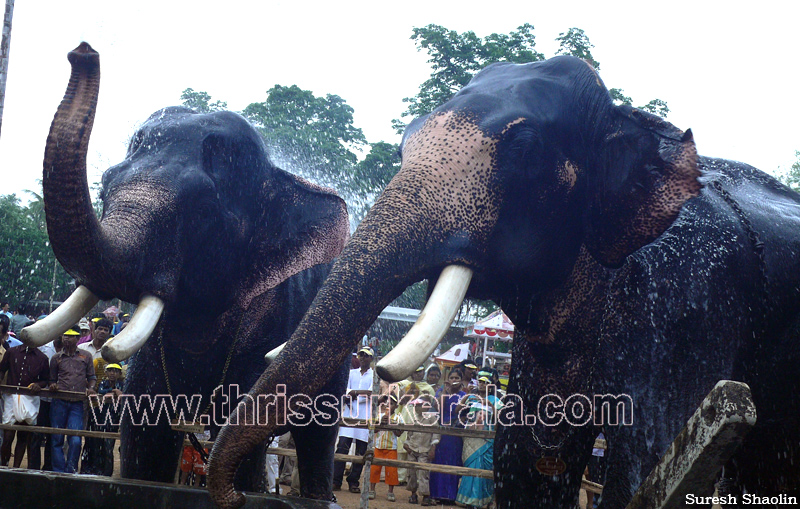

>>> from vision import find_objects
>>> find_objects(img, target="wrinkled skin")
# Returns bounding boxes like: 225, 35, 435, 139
209, 55, 800, 508
40, 43, 349, 498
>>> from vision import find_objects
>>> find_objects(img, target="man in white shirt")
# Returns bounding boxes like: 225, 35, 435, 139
78, 318, 112, 362
332, 346, 374, 493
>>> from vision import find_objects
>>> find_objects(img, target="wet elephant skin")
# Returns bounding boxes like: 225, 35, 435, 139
41, 43, 349, 500
210, 56, 800, 507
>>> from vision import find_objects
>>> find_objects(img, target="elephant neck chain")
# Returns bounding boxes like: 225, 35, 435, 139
528, 334, 601, 452
527, 276, 607, 452
709, 179, 770, 324
158, 314, 245, 416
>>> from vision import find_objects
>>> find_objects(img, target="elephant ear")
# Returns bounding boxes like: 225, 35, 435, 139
237, 170, 349, 308
583, 107, 701, 267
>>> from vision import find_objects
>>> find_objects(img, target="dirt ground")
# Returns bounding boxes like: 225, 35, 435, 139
332, 482, 444, 509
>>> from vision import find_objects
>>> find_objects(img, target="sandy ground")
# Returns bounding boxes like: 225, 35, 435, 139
332, 482, 444, 509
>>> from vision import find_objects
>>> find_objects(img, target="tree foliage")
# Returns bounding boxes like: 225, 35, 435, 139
0, 193, 73, 307
396, 23, 544, 129
347, 142, 402, 223
350, 142, 400, 192
396, 24, 669, 132
555, 27, 600, 70
778, 150, 800, 192
241, 85, 367, 190
180, 88, 228, 113
182, 85, 386, 224
177, 24, 674, 233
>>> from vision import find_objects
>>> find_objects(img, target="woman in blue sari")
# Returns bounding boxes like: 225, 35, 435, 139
456, 375, 500, 508
429, 367, 466, 504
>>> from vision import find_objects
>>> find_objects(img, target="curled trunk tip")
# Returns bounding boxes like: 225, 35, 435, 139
68, 42, 100, 67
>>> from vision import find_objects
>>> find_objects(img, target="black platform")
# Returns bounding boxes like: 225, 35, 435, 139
0, 468, 341, 509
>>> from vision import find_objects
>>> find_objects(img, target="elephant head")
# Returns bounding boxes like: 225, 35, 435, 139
208, 55, 700, 507
21, 42, 348, 364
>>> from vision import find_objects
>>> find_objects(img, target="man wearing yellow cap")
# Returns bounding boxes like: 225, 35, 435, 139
49, 327, 96, 473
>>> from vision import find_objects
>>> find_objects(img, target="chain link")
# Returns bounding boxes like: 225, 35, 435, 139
528, 305, 602, 452
159, 311, 245, 417
709, 180, 768, 283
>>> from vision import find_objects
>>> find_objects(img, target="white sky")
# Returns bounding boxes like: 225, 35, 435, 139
1, 1, 798, 200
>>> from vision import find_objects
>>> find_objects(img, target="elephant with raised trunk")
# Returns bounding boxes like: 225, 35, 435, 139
209, 55, 800, 507
21, 43, 350, 498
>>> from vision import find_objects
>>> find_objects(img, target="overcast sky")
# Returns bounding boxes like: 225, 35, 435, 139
1, 1, 798, 201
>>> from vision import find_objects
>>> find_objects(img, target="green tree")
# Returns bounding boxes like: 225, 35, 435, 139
242, 84, 367, 189
778, 150, 800, 191
398, 24, 670, 130
396, 23, 544, 129
555, 27, 600, 69
348, 142, 402, 222
554, 28, 665, 114
0, 194, 73, 307
180, 88, 228, 113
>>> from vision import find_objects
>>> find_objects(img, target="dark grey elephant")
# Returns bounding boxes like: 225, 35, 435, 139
21, 43, 349, 499
208, 55, 800, 508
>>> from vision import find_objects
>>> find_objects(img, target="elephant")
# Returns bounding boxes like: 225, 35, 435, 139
208, 54, 800, 508
20, 43, 350, 499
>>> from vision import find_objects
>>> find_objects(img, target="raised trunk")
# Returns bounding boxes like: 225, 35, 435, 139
43, 43, 115, 296
208, 194, 433, 507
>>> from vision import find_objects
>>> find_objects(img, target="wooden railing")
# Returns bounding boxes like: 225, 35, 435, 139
0, 385, 604, 495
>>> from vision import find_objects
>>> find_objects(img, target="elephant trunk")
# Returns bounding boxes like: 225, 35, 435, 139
208, 197, 437, 508
208, 110, 501, 508
42, 42, 116, 297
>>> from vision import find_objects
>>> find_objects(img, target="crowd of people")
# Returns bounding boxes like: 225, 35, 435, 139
325, 344, 505, 508
2, 302, 597, 506
0, 302, 130, 476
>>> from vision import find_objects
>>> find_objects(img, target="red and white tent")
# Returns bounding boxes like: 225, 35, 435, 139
434, 342, 471, 366
464, 310, 514, 340
464, 310, 514, 368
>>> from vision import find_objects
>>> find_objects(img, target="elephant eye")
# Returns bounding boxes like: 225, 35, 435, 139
504, 127, 546, 175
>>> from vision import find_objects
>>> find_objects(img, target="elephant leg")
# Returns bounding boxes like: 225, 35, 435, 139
291, 422, 339, 500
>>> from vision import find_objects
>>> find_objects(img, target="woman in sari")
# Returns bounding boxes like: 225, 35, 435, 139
456, 406, 494, 508
428, 367, 466, 504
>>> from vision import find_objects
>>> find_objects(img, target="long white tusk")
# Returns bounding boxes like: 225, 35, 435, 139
19, 286, 100, 347
376, 265, 473, 382
101, 295, 164, 363
264, 342, 286, 366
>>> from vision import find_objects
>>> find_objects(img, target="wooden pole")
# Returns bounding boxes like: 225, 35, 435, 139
0, 0, 14, 139
625, 381, 756, 509
0, 385, 87, 402
342, 418, 607, 449
0, 423, 118, 439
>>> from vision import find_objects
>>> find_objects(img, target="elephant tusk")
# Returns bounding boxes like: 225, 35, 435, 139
376, 265, 473, 382
101, 295, 165, 363
19, 286, 100, 347
264, 342, 286, 365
